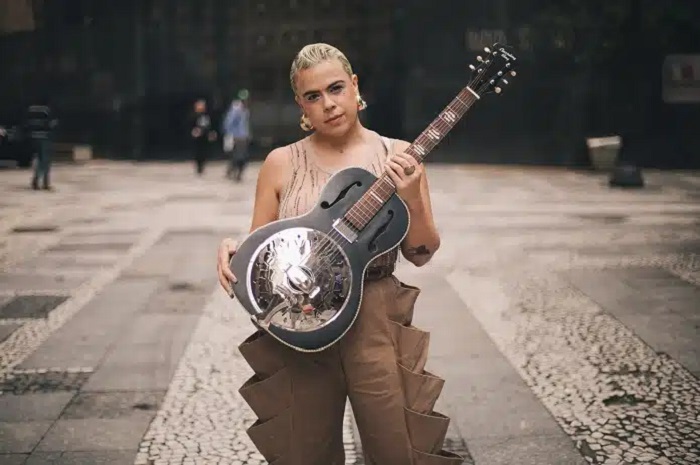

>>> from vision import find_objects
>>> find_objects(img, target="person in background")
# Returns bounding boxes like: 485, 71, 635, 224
222, 89, 251, 182
190, 98, 217, 175
25, 98, 58, 190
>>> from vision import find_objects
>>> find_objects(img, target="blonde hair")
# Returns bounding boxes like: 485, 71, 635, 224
290, 43, 354, 94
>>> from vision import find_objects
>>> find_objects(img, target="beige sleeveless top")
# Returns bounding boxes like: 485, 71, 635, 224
278, 134, 399, 269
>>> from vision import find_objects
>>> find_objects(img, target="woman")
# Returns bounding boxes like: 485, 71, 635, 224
222, 89, 251, 182
216, 43, 462, 465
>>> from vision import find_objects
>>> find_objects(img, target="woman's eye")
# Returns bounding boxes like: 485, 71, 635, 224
305, 94, 319, 102
330, 85, 344, 93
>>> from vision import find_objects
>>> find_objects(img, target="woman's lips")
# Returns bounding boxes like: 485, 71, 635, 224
325, 114, 344, 124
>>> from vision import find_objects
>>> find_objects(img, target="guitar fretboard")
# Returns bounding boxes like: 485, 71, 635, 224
343, 86, 480, 231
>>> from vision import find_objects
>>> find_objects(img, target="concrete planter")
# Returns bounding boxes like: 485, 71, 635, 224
73, 145, 92, 162
586, 135, 621, 171
55, 143, 92, 163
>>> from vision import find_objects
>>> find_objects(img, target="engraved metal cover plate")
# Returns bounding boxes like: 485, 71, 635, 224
247, 227, 353, 332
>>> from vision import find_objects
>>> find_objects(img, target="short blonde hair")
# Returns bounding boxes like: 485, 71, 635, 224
290, 43, 354, 95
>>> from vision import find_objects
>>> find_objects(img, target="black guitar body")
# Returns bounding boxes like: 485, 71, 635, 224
229, 167, 409, 352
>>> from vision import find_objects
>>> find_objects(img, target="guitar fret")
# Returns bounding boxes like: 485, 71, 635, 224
369, 190, 383, 203
466, 86, 480, 99
356, 202, 372, 217
378, 177, 394, 194
441, 109, 457, 123
368, 192, 383, 209
453, 95, 468, 108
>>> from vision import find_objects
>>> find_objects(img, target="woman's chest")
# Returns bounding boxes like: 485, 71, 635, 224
278, 143, 388, 219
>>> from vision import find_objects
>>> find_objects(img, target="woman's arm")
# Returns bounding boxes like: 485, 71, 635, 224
388, 140, 441, 267
217, 147, 287, 293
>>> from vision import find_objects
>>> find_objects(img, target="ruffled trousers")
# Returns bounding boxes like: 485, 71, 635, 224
238, 275, 464, 465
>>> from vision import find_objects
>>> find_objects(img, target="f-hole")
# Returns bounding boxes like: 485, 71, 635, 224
367, 209, 394, 253
320, 181, 362, 209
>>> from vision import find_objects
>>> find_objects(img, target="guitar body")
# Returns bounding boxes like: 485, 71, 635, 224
229, 167, 409, 352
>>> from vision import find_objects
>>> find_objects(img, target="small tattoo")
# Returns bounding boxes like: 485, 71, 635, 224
405, 245, 430, 257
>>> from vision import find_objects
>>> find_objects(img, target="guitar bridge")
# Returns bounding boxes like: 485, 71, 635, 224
332, 218, 358, 243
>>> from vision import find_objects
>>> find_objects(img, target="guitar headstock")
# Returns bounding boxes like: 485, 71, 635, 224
468, 43, 517, 97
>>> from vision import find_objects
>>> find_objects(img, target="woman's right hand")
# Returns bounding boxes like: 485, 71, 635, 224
217, 238, 238, 296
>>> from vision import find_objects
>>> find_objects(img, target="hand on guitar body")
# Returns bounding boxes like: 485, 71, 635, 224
217, 238, 238, 296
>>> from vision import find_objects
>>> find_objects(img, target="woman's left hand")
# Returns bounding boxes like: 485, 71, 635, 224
386, 152, 423, 204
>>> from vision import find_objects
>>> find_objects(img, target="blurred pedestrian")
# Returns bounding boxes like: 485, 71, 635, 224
25, 98, 57, 190
222, 89, 251, 182
190, 99, 217, 175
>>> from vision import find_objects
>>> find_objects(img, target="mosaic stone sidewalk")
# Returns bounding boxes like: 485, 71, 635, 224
0, 161, 699, 464
436, 168, 700, 465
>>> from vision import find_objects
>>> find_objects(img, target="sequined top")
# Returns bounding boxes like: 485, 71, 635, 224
278, 133, 399, 269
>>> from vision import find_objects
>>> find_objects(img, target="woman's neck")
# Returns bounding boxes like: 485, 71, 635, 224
311, 121, 367, 154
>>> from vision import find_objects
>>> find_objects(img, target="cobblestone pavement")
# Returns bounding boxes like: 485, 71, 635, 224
435, 168, 700, 465
0, 161, 698, 464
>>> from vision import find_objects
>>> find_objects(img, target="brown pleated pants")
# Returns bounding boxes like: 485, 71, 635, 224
238, 275, 463, 465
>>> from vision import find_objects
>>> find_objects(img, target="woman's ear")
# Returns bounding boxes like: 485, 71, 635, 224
351, 74, 359, 90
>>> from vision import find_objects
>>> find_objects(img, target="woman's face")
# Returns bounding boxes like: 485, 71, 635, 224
294, 59, 359, 136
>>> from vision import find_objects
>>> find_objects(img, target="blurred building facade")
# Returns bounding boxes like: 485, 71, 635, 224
1, 0, 699, 167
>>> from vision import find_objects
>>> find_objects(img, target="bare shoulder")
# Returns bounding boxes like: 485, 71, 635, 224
258, 145, 292, 189
391, 138, 412, 153
262, 145, 291, 170
250, 145, 295, 231
372, 131, 411, 156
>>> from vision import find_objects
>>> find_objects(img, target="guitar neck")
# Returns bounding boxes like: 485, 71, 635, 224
343, 86, 480, 231
403, 86, 480, 166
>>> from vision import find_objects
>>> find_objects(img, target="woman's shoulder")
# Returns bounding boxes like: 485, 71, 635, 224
264, 138, 304, 163
260, 138, 308, 178
372, 132, 411, 154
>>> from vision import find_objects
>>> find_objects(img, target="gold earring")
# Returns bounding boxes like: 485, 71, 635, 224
300, 114, 314, 131
357, 94, 367, 111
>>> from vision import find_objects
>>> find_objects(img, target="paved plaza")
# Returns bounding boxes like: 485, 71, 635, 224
0, 159, 698, 465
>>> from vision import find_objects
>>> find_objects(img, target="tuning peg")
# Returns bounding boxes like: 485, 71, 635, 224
502, 79, 509, 85
494, 87, 502, 94
469, 64, 476, 71
477, 55, 483, 62
510, 70, 517, 76
484, 47, 491, 53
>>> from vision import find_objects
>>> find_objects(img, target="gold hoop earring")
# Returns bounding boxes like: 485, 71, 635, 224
300, 114, 314, 131
357, 94, 367, 111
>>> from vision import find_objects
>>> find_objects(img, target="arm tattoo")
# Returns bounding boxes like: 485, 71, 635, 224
405, 245, 431, 257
